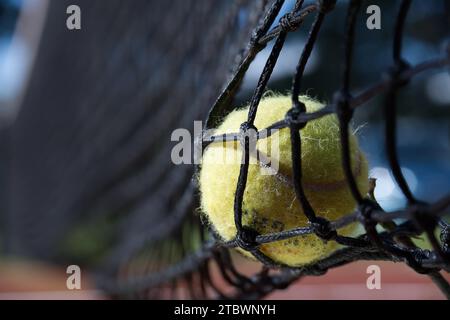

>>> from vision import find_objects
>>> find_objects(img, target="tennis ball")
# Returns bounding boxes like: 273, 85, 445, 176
199, 94, 369, 267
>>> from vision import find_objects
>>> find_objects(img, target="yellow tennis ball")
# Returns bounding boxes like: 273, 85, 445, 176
199, 94, 369, 267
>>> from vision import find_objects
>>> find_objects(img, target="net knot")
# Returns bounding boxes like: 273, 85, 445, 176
239, 122, 258, 150
285, 103, 307, 129
357, 199, 378, 228
235, 226, 260, 252
311, 217, 337, 241
279, 13, 295, 33
384, 59, 411, 87
410, 249, 435, 274
249, 32, 265, 52
333, 90, 354, 123
317, 0, 337, 14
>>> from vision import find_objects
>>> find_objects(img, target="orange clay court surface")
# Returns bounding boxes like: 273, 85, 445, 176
0, 260, 448, 300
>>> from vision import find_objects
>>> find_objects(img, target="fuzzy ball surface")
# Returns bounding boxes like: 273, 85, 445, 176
199, 95, 369, 266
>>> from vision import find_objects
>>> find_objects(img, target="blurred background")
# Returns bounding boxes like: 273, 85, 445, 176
0, 0, 449, 299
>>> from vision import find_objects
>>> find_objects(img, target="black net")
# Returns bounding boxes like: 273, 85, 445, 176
98, 0, 450, 299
